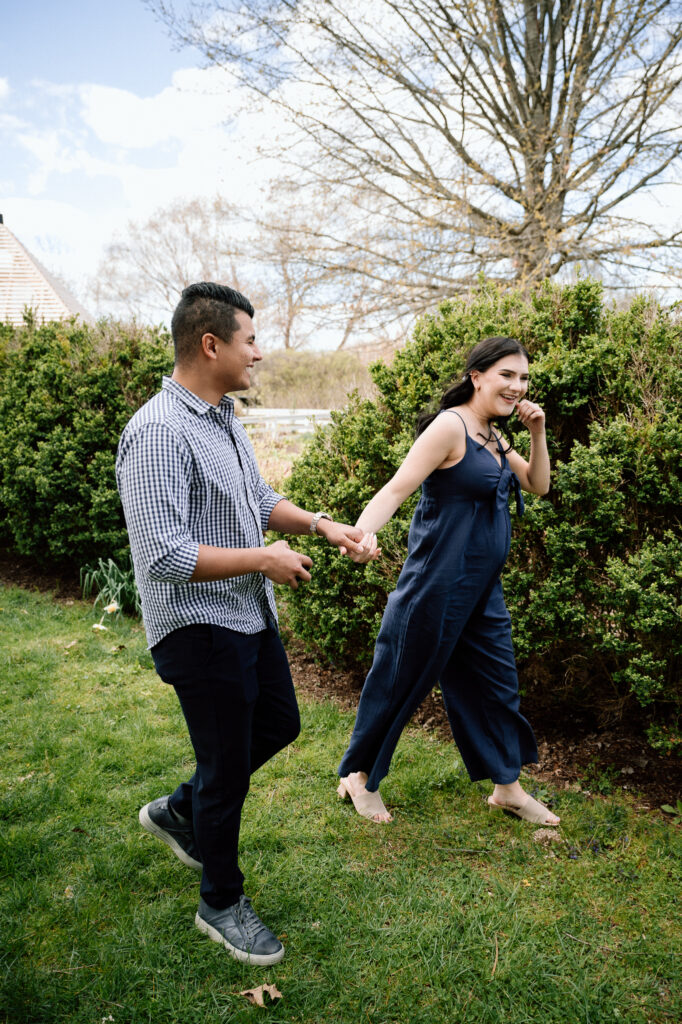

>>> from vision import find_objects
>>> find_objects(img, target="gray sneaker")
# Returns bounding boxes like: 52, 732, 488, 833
139, 796, 202, 871
195, 895, 285, 965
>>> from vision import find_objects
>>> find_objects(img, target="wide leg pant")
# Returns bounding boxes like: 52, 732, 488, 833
338, 581, 537, 791
151, 623, 300, 909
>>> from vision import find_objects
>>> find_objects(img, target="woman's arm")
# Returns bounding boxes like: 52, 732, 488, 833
505, 400, 550, 495
355, 413, 466, 536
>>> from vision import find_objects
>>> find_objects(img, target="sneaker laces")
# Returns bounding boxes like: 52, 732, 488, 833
236, 896, 269, 943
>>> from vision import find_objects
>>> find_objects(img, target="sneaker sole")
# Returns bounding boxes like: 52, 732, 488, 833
195, 913, 285, 966
138, 803, 202, 872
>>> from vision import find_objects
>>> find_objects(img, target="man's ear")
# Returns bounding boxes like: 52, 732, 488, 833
200, 332, 219, 360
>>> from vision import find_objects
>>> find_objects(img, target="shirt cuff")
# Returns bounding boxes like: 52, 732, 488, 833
260, 489, 285, 532
146, 540, 200, 584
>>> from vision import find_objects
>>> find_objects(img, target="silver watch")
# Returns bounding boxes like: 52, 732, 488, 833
309, 511, 333, 534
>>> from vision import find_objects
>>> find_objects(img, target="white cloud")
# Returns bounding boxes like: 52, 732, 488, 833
79, 66, 244, 148
1, 65, 286, 311
0, 78, 9, 101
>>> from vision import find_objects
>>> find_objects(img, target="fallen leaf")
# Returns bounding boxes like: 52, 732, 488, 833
64, 640, 78, 649
64, 886, 74, 899
522, 879, 531, 887
532, 828, 563, 846
18, 772, 34, 783
240, 984, 282, 1007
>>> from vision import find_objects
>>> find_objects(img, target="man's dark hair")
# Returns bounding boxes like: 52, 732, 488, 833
171, 282, 255, 365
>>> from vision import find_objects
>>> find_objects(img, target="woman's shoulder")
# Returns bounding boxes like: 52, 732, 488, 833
438, 408, 468, 433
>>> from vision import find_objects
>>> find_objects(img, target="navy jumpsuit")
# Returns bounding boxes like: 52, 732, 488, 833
338, 410, 538, 790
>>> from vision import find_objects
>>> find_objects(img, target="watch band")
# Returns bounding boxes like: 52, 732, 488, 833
309, 511, 333, 534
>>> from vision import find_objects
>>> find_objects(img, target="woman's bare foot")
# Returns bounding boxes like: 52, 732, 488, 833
337, 771, 393, 822
489, 781, 560, 825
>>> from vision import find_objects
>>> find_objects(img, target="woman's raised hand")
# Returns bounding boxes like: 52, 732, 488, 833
515, 399, 545, 434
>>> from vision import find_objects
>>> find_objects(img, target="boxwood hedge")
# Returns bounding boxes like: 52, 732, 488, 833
0, 317, 172, 568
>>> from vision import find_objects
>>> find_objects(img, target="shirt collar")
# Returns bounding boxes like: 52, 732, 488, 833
162, 376, 235, 424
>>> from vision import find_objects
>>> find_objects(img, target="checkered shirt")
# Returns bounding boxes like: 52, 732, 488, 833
116, 376, 285, 648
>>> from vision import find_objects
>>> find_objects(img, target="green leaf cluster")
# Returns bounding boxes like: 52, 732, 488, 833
0, 317, 172, 568
282, 280, 681, 735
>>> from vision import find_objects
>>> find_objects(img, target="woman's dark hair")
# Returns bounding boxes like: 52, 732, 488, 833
416, 335, 530, 439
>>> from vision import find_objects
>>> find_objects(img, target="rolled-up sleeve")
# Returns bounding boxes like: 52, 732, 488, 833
257, 476, 285, 532
117, 422, 199, 584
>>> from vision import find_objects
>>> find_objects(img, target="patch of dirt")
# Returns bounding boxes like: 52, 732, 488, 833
0, 550, 81, 600
2, 550, 679, 810
287, 640, 682, 810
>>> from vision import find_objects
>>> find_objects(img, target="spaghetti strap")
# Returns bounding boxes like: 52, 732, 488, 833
442, 408, 469, 436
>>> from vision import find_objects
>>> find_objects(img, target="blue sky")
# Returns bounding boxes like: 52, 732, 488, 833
0, 0, 276, 315
1, 0, 196, 96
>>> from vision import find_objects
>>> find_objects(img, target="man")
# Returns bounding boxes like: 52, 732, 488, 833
116, 282, 365, 965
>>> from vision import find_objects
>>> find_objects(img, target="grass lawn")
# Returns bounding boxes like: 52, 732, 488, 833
0, 584, 680, 1024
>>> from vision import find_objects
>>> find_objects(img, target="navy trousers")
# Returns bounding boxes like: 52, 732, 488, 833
151, 623, 300, 909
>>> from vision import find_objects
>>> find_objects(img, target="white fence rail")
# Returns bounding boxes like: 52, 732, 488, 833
238, 408, 333, 435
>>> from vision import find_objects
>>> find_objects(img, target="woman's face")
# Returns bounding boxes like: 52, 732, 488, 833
470, 352, 529, 418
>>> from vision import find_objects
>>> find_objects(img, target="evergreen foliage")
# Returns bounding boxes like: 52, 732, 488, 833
282, 281, 681, 736
0, 317, 172, 568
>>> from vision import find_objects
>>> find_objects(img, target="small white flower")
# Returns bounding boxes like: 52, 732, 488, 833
103, 601, 119, 614
92, 623, 108, 632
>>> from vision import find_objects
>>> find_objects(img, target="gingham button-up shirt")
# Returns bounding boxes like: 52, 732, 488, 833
116, 377, 284, 647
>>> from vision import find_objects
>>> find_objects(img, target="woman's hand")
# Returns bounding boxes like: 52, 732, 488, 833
515, 399, 545, 435
507, 400, 551, 495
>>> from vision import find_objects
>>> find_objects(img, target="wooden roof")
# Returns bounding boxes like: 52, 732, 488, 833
0, 216, 92, 326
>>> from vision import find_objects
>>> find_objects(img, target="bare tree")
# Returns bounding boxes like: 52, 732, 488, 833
90, 197, 259, 320
152, 0, 682, 314
91, 192, 393, 347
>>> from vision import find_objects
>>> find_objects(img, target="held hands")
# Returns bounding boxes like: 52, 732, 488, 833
314, 519, 368, 558
349, 532, 381, 564
261, 522, 378, 589
514, 399, 545, 435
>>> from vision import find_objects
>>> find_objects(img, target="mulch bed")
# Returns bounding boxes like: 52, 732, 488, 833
2, 548, 679, 810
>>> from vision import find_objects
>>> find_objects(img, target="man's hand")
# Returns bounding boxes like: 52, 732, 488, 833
261, 540, 313, 589
315, 520, 369, 557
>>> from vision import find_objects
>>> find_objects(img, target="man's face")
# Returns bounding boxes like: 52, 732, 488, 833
214, 310, 262, 392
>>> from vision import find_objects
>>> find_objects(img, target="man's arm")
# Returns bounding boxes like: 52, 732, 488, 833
190, 540, 312, 589
267, 499, 366, 557
117, 422, 199, 584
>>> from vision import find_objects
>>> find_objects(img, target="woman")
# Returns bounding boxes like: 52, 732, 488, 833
338, 336, 559, 825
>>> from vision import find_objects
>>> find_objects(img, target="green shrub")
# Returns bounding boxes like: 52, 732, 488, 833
282, 280, 681, 735
0, 317, 172, 568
